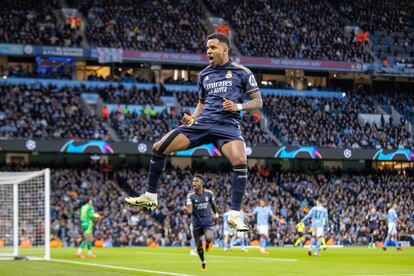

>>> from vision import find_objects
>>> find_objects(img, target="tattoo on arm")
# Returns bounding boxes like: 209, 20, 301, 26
242, 92, 263, 112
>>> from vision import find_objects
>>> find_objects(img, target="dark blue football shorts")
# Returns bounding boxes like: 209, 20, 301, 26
192, 225, 213, 238
176, 121, 245, 150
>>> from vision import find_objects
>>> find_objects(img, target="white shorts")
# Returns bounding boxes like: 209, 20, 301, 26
312, 227, 324, 237
257, 225, 269, 236
388, 223, 397, 235
237, 231, 246, 239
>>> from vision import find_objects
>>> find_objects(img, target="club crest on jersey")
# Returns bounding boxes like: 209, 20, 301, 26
226, 70, 232, 78
205, 196, 208, 201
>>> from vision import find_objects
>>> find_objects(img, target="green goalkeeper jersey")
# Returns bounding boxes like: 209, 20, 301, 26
80, 203, 99, 227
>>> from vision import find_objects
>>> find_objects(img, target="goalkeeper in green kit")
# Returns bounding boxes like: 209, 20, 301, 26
76, 197, 102, 258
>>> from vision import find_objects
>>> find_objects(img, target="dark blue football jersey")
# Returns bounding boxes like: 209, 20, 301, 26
197, 60, 260, 127
186, 189, 215, 228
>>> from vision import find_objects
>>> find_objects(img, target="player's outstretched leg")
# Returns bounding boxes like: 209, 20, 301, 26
125, 130, 190, 210
314, 238, 321, 256
321, 237, 327, 250
308, 238, 315, 256
294, 234, 305, 247
394, 234, 403, 251
195, 237, 207, 271
87, 241, 95, 258
259, 235, 268, 254
240, 237, 248, 252
190, 237, 197, 256
221, 141, 249, 231
383, 235, 390, 251
124, 149, 165, 210
76, 240, 86, 258
204, 229, 213, 253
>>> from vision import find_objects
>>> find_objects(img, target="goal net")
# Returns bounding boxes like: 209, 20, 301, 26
0, 169, 50, 260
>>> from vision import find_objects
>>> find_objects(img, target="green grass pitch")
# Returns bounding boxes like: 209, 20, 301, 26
1, 247, 413, 276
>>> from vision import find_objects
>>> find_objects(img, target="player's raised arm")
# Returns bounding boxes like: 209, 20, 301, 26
272, 214, 286, 224
397, 217, 406, 228
244, 207, 258, 218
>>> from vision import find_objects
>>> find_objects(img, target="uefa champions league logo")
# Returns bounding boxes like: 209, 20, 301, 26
137, 143, 148, 153
25, 140, 37, 151
343, 149, 352, 159
245, 146, 252, 156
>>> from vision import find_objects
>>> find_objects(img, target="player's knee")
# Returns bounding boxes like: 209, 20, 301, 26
152, 142, 162, 152
152, 144, 166, 157
232, 163, 247, 173
232, 156, 247, 166
153, 130, 181, 155
205, 234, 212, 243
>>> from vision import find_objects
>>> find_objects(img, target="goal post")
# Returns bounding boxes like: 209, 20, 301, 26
0, 169, 50, 260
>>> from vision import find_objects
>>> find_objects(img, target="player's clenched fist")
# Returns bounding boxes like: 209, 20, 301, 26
181, 113, 196, 126
223, 98, 242, 112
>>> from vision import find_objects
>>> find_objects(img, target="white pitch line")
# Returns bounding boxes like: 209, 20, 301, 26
50, 259, 194, 276
135, 251, 298, 262
353, 274, 414, 276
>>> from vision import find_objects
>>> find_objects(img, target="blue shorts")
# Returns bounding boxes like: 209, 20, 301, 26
176, 122, 244, 150
192, 225, 213, 238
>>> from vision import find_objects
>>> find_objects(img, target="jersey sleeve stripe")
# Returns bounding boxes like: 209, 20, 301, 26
231, 62, 252, 74
246, 87, 260, 94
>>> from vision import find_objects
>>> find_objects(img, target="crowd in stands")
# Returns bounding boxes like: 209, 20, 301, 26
175, 90, 199, 108
0, 82, 273, 145
204, 0, 373, 62
330, 0, 414, 63
277, 169, 414, 245
262, 88, 414, 149
110, 107, 180, 143
0, 0, 82, 47
87, 73, 150, 83
375, 90, 414, 125
0, 84, 108, 140
5, 164, 412, 248
2, 0, 413, 65
100, 85, 163, 105
0, 80, 411, 149
81, 0, 208, 53
0, 64, 73, 80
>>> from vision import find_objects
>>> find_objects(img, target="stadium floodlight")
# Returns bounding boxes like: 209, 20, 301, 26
0, 169, 50, 260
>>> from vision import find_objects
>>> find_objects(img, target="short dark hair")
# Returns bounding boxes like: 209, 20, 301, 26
82, 196, 92, 205
207, 32, 230, 48
194, 174, 206, 183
